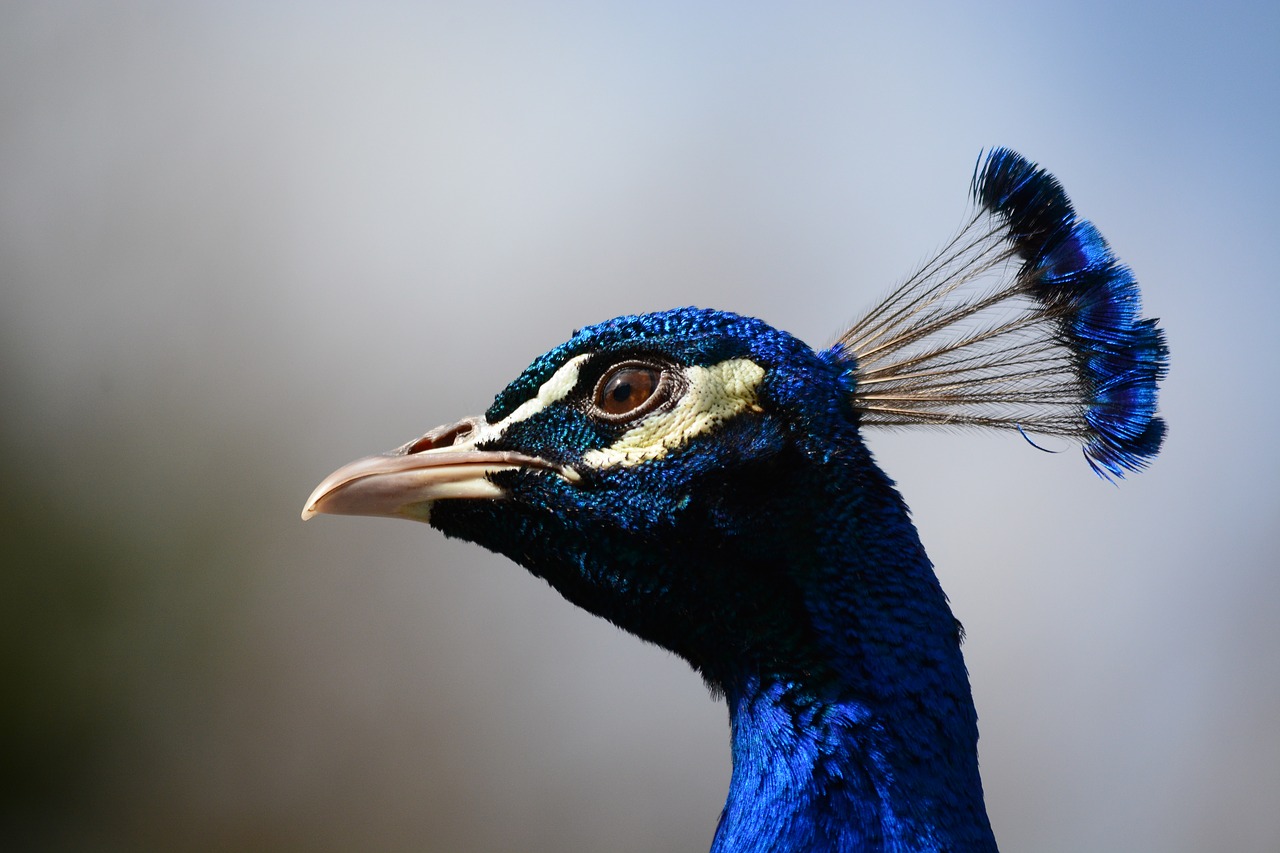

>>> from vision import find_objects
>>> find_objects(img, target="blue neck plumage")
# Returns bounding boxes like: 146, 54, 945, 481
711, 454, 998, 853
713, 672, 995, 853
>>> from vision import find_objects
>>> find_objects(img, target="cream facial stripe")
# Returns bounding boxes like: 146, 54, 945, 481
469, 353, 593, 445
584, 358, 766, 468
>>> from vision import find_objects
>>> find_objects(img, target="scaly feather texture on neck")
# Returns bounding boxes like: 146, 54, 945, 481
710, 414, 996, 852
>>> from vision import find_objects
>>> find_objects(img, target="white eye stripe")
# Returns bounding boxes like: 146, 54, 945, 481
476, 353, 592, 443
582, 358, 765, 468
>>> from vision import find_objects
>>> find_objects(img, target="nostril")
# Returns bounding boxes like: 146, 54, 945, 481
405, 417, 481, 454
406, 434, 438, 454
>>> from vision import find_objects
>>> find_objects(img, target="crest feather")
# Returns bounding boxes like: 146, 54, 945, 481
839, 149, 1168, 479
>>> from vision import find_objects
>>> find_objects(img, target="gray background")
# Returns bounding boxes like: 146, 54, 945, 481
3, 2, 1276, 851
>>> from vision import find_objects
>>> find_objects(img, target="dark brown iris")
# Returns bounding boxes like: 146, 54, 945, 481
592, 362, 670, 421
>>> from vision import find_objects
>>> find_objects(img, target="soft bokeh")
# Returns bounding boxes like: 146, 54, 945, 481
3, 2, 1276, 851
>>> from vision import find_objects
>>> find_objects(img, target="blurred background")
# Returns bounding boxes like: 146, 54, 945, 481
2, 2, 1276, 851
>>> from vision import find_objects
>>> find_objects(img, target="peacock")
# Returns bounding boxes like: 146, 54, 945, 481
303, 149, 1166, 852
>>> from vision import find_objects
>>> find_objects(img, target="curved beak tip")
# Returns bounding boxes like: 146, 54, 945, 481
300, 470, 353, 521
298, 445, 544, 525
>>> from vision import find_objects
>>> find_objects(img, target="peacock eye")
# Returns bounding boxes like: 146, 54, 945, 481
590, 362, 672, 422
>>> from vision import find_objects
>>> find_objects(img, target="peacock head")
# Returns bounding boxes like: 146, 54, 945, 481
303, 307, 873, 683
303, 149, 1169, 692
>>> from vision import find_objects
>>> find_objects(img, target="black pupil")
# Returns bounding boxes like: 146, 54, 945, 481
599, 367, 659, 416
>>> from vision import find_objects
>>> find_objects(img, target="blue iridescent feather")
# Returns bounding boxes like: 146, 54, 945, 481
972, 148, 1168, 477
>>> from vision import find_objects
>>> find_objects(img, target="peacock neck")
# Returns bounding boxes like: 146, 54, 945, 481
710, 451, 999, 852
712, 670, 997, 853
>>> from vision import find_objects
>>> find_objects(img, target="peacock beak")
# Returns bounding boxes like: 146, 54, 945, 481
301, 417, 579, 523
